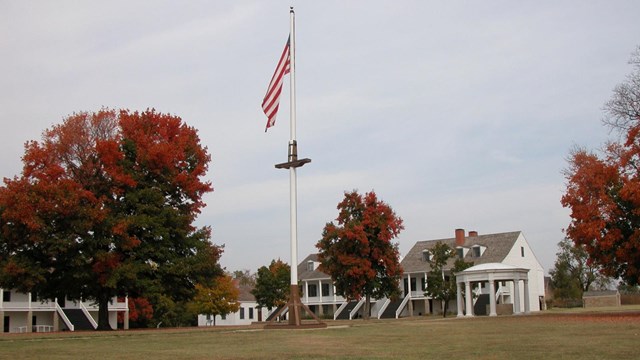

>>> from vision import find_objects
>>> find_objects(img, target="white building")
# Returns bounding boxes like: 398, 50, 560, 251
399, 229, 546, 317
1, 289, 128, 333
196, 281, 271, 326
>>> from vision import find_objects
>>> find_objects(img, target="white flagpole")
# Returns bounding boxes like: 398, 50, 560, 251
288, 7, 298, 288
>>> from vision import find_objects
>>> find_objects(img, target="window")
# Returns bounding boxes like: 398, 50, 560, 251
2, 291, 10, 302
308, 284, 318, 297
422, 250, 430, 262
307, 261, 314, 271
456, 248, 464, 259
221, 313, 226, 320
472, 246, 481, 258
249, 308, 254, 320
321, 283, 330, 296
239, 307, 245, 320
521, 246, 525, 257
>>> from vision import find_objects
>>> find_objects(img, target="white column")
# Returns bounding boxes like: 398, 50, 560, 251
513, 279, 521, 315
456, 282, 464, 317
407, 273, 412, 297
318, 280, 323, 303
333, 285, 337, 302
523, 279, 530, 314
304, 281, 308, 303
465, 281, 473, 317
488, 280, 497, 316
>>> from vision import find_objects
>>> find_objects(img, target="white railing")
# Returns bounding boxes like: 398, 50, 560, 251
0, 300, 56, 311
80, 302, 98, 329
55, 302, 74, 332
333, 301, 350, 320
395, 293, 412, 319
376, 298, 391, 319
349, 298, 365, 320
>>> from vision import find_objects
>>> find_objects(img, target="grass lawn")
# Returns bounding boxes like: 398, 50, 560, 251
1, 307, 639, 359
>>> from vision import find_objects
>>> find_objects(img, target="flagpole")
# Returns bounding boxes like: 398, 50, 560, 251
288, 6, 298, 293
270, 7, 323, 329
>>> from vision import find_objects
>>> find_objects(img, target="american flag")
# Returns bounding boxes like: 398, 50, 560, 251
262, 37, 291, 132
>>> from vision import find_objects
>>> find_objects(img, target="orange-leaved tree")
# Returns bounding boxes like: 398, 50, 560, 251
316, 190, 403, 320
0, 109, 223, 330
187, 275, 240, 326
562, 47, 640, 286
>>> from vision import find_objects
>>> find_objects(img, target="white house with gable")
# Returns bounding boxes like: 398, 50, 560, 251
398, 229, 546, 317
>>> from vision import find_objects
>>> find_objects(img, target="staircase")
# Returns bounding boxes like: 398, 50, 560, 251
61, 309, 96, 331
265, 305, 286, 322
335, 301, 359, 320
473, 294, 490, 316
379, 300, 404, 319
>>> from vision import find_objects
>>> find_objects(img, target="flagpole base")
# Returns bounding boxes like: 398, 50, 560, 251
263, 285, 327, 329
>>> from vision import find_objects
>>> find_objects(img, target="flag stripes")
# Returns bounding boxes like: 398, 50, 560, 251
262, 37, 291, 131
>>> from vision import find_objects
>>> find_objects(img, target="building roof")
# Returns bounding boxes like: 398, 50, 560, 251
401, 231, 522, 273
297, 253, 332, 281
234, 281, 257, 302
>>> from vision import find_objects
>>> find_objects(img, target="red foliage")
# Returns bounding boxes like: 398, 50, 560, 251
562, 127, 640, 285
317, 190, 404, 306
117, 297, 154, 323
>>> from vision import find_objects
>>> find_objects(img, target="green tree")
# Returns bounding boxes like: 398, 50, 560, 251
316, 190, 404, 320
0, 109, 223, 330
423, 242, 473, 317
252, 259, 290, 311
187, 275, 240, 326
549, 238, 611, 302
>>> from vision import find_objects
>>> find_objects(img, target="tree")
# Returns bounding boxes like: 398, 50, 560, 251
316, 190, 404, 320
187, 275, 240, 326
423, 242, 473, 317
0, 109, 223, 330
562, 47, 640, 286
549, 238, 611, 301
233, 269, 256, 287
251, 259, 290, 311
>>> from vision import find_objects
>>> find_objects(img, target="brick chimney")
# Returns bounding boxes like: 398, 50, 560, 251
469, 230, 478, 237
455, 228, 465, 246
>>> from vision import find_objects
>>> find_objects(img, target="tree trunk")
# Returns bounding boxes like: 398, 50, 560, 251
363, 294, 371, 320
97, 291, 113, 331
442, 298, 448, 318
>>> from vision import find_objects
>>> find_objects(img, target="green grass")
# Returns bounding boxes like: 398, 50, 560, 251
2, 307, 640, 359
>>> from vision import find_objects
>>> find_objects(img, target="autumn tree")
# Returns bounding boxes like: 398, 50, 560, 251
251, 259, 290, 311
0, 109, 223, 330
549, 238, 612, 301
423, 242, 473, 317
562, 46, 640, 286
316, 190, 403, 320
187, 275, 240, 326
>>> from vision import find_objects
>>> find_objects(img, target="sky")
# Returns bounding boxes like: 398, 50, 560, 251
2, 1, 640, 275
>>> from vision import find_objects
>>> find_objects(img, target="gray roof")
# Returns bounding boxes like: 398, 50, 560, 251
297, 253, 332, 281
401, 231, 522, 273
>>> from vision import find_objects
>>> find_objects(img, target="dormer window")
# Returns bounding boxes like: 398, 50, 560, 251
456, 247, 469, 259
422, 250, 430, 262
307, 261, 315, 271
471, 245, 486, 258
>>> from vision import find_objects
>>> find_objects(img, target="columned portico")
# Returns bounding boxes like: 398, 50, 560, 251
455, 263, 530, 317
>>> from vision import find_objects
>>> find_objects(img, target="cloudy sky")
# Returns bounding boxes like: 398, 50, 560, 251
2, 1, 639, 275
